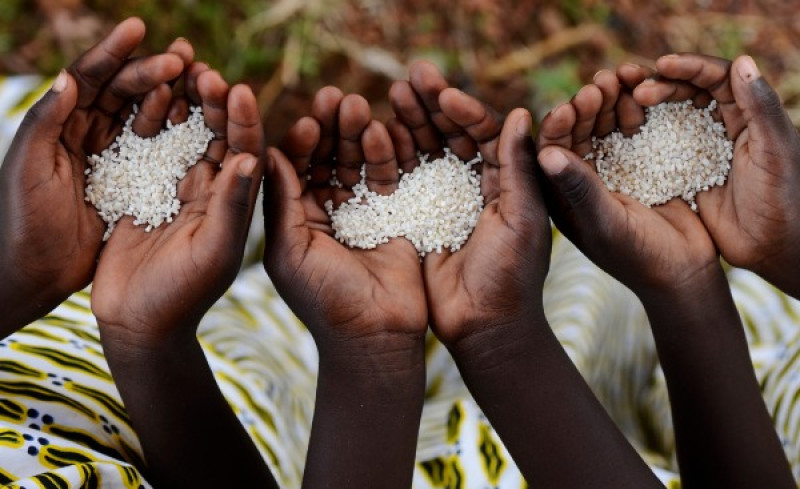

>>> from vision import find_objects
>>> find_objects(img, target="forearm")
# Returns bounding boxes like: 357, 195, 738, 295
303, 332, 426, 489
449, 310, 663, 489
101, 327, 277, 489
640, 265, 794, 489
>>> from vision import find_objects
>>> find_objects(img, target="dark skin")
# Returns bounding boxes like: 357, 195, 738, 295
0, 18, 275, 488
387, 61, 663, 488
634, 54, 800, 299
0, 18, 188, 337
91, 61, 274, 488
263, 89, 427, 488
537, 63, 795, 489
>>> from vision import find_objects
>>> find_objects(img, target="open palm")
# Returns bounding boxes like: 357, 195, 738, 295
263, 88, 426, 344
91, 68, 264, 346
536, 65, 719, 297
0, 18, 189, 318
632, 54, 800, 296
388, 62, 550, 345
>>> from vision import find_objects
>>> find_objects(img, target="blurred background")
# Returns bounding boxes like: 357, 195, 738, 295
2, 0, 800, 145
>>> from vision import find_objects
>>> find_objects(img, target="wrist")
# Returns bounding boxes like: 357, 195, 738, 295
634, 258, 725, 311
99, 318, 199, 363
749, 246, 800, 299
0, 263, 65, 334
447, 305, 549, 371
316, 328, 426, 377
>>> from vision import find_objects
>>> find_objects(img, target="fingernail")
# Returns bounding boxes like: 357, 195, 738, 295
539, 148, 569, 176
237, 155, 257, 177
661, 54, 679, 60
547, 102, 568, 117
592, 70, 607, 82
175, 37, 189, 44
736, 55, 760, 82
52, 70, 68, 93
515, 111, 532, 137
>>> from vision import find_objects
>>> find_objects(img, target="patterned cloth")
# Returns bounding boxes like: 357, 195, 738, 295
2, 76, 800, 488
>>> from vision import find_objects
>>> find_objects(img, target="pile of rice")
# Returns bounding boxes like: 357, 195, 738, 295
587, 100, 733, 210
85, 106, 214, 240
326, 149, 484, 256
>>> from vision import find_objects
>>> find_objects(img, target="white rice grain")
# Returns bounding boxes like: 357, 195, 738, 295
327, 149, 484, 256
84, 106, 214, 240
587, 100, 733, 211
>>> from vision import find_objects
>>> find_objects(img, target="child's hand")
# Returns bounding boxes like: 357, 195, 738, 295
387, 62, 663, 488
263, 87, 427, 354
0, 18, 189, 332
633, 54, 800, 298
92, 67, 264, 348
537, 66, 719, 302
388, 61, 550, 347
263, 88, 427, 488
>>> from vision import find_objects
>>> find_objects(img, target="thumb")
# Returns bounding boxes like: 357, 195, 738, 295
497, 108, 544, 218
262, 147, 308, 263
538, 146, 616, 238
731, 56, 799, 152
198, 152, 262, 255
16, 70, 78, 146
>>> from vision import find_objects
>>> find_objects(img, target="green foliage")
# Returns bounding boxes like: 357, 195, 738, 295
527, 58, 583, 119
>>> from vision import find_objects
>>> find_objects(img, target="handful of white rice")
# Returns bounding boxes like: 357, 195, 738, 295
85, 106, 214, 240
587, 100, 733, 210
326, 149, 484, 256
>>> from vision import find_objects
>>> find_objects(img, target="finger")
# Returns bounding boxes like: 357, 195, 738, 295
438, 88, 502, 163
633, 78, 700, 106
281, 116, 321, 187
168, 97, 190, 125
68, 17, 146, 108
409, 61, 477, 158
227, 84, 264, 157
132, 84, 172, 137
184, 62, 211, 105
197, 70, 230, 165
166, 37, 194, 68
10, 71, 78, 173
387, 117, 419, 174
571, 84, 603, 158
311, 86, 344, 165
654, 53, 742, 137
538, 146, 618, 243
616, 92, 645, 137
389, 80, 444, 157
616, 63, 655, 90
593, 69, 621, 137
93, 53, 184, 115
536, 102, 576, 150
730, 55, 800, 158
496, 109, 542, 221
197, 152, 263, 264
335, 94, 371, 187
363, 120, 400, 195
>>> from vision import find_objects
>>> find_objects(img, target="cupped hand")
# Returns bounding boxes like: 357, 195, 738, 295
0, 18, 190, 321
388, 61, 550, 346
633, 54, 800, 297
263, 88, 427, 353
91, 67, 264, 348
536, 65, 719, 301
